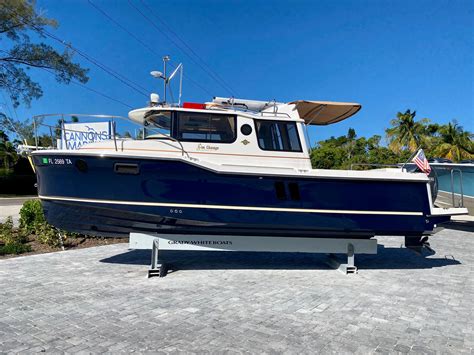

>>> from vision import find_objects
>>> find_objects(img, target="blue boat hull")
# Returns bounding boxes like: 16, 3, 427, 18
32, 154, 446, 238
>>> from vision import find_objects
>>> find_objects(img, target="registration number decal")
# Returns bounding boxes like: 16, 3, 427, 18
42, 158, 73, 165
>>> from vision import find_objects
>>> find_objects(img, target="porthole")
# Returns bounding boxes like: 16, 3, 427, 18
240, 124, 252, 136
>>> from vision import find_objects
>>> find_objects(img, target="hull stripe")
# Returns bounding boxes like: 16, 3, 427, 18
39, 195, 424, 216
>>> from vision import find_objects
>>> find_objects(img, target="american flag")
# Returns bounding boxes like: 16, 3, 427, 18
412, 149, 431, 174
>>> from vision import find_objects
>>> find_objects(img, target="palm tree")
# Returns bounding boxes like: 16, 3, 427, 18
386, 110, 430, 153
433, 121, 474, 161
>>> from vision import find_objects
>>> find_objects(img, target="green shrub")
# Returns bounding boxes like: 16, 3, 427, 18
19, 200, 46, 233
36, 222, 65, 248
0, 216, 28, 245
0, 217, 30, 256
18, 200, 78, 248
0, 216, 14, 244
0, 242, 31, 256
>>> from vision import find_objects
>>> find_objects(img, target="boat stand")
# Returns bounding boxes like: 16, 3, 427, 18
327, 243, 358, 274
148, 238, 169, 278
128, 233, 378, 278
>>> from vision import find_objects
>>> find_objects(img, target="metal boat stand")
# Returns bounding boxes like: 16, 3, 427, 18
128, 233, 378, 278
326, 243, 358, 274
148, 238, 170, 278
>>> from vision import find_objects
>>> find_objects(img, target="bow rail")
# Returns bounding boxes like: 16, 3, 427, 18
30, 113, 188, 157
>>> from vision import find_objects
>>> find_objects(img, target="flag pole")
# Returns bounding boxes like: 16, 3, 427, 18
401, 146, 421, 172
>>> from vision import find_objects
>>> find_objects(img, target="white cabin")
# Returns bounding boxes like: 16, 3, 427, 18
80, 98, 360, 171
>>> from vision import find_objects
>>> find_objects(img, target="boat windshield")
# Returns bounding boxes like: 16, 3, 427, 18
145, 111, 172, 138
144, 110, 237, 143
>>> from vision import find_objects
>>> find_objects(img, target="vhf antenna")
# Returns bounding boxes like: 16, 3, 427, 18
150, 55, 183, 106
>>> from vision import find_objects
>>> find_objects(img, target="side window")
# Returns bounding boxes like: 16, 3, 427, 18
145, 111, 172, 137
176, 113, 236, 143
255, 120, 302, 152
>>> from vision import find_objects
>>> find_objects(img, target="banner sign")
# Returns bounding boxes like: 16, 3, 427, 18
61, 121, 111, 150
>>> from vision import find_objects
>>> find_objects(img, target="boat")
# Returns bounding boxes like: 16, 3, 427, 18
29, 67, 468, 253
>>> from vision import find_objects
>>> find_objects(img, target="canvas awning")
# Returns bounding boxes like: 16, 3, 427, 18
289, 100, 361, 125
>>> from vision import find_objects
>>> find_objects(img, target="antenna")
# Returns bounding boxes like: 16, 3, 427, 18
150, 56, 183, 105
168, 63, 181, 82
150, 71, 164, 78
162, 55, 170, 102
178, 64, 183, 106
168, 63, 184, 106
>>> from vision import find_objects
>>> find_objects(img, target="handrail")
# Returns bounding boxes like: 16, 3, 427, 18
32, 113, 189, 157
259, 111, 291, 118
34, 122, 116, 136
350, 163, 402, 170
32, 113, 128, 120
144, 123, 189, 158
112, 121, 118, 152
207, 104, 291, 118
450, 168, 464, 207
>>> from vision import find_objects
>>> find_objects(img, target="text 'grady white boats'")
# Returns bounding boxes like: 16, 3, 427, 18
30, 67, 467, 253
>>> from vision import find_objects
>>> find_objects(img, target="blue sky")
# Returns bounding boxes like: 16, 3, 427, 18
3, 0, 473, 144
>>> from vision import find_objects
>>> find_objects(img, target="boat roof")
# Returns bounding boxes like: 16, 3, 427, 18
289, 100, 361, 125
128, 100, 362, 126
128, 106, 304, 125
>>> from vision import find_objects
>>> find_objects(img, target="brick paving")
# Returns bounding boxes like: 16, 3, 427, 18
0, 224, 473, 354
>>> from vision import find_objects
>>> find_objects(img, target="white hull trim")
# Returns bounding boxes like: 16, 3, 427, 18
39, 195, 424, 216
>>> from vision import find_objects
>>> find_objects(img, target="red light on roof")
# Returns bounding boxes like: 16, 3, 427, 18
183, 102, 206, 109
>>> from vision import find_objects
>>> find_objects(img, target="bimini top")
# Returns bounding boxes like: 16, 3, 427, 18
289, 100, 361, 126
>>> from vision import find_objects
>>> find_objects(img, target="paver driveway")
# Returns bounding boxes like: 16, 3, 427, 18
0, 224, 473, 354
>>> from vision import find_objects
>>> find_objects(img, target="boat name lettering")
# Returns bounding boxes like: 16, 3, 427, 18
168, 240, 233, 245
197, 144, 219, 151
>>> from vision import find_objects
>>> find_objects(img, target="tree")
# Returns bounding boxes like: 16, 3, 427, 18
386, 110, 430, 153
344, 128, 357, 160
310, 129, 411, 170
432, 121, 474, 161
1, 0, 89, 108
0, 113, 61, 147
0, 129, 18, 171
0, 112, 35, 144
310, 140, 346, 169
